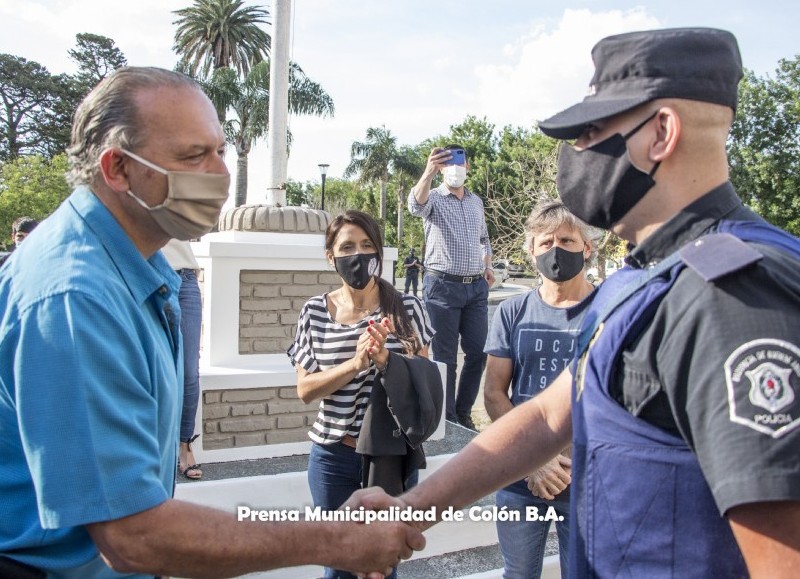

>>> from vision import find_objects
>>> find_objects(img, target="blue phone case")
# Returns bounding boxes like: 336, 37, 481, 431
444, 149, 466, 165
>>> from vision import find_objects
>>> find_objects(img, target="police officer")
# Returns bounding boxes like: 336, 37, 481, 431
402, 247, 423, 296
346, 28, 800, 577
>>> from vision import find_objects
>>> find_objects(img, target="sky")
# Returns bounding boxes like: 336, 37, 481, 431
0, 0, 797, 207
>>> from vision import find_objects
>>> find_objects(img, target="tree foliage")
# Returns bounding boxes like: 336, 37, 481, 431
0, 55, 69, 160
200, 60, 333, 206
344, 125, 400, 224
173, 0, 271, 79
482, 126, 559, 262
390, 145, 425, 245
173, 0, 333, 207
68, 33, 128, 94
0, 154, 70, 249
0, 35, 127, 162
729, 56, 800, 235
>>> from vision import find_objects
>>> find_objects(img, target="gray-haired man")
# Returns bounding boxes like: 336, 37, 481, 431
0, 67, 422, 579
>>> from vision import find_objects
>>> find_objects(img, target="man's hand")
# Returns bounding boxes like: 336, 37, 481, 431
335, 520, 425, 579
526, 455, 571, 500
411, 147, 451, 205
421, 147, 451, 184
339, 488, 426, 577
484, 268, 496, 286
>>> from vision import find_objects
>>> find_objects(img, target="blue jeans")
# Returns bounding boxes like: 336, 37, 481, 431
308, 442, 417, 579
177, 269, 202, 442
423, 273, 488, 420
495, 489, 570, 579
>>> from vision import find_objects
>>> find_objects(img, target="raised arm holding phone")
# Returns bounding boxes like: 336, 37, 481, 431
408, 144, 494, 429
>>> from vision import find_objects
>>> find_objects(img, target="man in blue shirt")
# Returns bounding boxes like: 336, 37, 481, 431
408, 144, 495, 429
0, 67, 422, 579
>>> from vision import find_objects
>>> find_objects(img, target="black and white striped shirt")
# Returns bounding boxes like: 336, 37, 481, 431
288, 293, 434, 444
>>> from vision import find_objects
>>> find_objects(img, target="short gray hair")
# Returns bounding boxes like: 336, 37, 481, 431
524, 199, 596, 255
66, 66, 201, 188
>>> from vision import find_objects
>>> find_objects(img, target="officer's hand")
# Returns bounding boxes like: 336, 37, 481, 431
344, 486, 408, 516
332, 520, 426, 579
526, 455, 571, 500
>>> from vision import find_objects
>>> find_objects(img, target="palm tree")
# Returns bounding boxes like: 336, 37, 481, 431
391, 146, 424, 244
204, 61, 334, 206
344, 126, 398, 225
173, 0, 271, 85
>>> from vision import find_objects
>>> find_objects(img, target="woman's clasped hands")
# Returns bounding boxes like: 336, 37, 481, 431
354, 317, 394, 372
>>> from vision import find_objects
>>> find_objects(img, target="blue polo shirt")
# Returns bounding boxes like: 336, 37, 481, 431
0, 186, 182, 578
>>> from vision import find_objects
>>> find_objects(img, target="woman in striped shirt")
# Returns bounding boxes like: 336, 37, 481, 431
288, 210, 433, 579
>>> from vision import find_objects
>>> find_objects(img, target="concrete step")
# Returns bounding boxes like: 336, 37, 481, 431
175, 422, 562, 578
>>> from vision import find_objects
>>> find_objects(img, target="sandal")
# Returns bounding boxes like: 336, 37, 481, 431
178, 434, 203, 480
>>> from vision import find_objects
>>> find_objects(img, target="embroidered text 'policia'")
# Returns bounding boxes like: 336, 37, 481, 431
724, 339, 800, 438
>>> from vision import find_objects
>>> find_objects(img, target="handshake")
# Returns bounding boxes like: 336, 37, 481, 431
333, 488, 430, 578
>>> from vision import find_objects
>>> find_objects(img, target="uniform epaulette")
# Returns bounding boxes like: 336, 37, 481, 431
679, 232, 763, 282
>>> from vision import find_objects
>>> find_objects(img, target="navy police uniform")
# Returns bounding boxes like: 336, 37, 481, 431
570, 183, 800, 577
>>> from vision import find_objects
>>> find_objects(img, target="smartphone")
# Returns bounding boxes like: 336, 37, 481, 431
443, 148, 466, 166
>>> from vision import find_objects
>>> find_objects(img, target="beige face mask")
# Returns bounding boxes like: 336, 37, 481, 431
121, 149, 230, 240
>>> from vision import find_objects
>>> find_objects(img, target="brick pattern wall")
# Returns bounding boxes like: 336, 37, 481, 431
239, 270, 342, 354
203, 386, 319, 449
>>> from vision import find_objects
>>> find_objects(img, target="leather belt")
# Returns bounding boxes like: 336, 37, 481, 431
340, 435, 357, 448
427, 269, 483, 284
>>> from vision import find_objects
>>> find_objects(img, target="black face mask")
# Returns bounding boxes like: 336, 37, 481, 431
556, 111, 660, 230
535, 246, 585, 282
334, 252, 380, 290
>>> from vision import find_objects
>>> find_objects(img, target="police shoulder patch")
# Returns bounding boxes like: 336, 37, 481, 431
724, 339, 800, 438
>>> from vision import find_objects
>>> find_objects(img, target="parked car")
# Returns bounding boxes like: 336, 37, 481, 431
586, 260, 621, 284
507, 262, 527, 277
492, 260, 510, 284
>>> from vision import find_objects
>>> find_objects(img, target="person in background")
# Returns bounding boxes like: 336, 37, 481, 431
12, 216, 39, 246
161, 238, 203, 481
484, 201, 595, 579
0, 217, 39, 266
0, 67, 423, 579
347, 28, 800, 578
402, 247, 423, 296
288, 209, 434, 579
408, 144, 495, 430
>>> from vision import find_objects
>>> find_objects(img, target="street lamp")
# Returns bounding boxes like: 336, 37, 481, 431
318, 163, 330, 210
